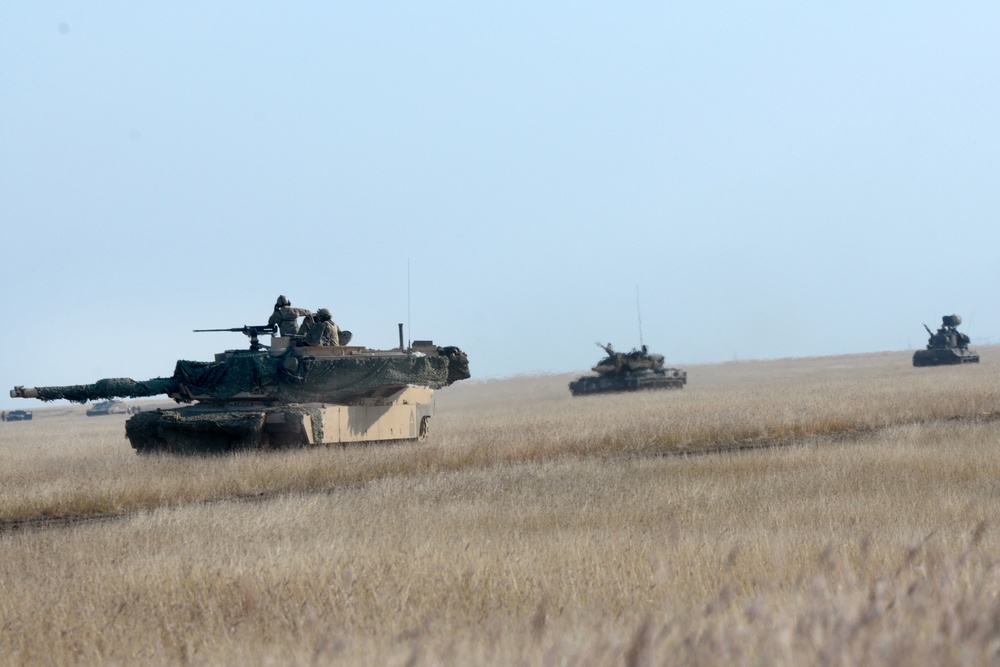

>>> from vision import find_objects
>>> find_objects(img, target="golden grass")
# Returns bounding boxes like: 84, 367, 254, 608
2, 348, 1000, 664
5, 349, 999, 525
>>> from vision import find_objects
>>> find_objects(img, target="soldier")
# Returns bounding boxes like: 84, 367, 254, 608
297, 311, 316, 341
267, 295, 312, 337
304, 308, 341, 346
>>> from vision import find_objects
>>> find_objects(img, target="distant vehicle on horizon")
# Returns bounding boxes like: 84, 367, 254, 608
4, 409, 33, 421
86, 400, 141, 417
912, 314, 980, 367
569, 342, 686, 396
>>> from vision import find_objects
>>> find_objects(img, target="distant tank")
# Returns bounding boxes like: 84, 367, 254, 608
4, 410, 32, 422
912, 314, 980, 367
12, 322, 470, 454
86, 399, 141, 416
569, 343, 686, 396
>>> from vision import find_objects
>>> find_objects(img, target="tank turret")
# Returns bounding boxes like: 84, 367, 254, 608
11, 318, 470, 454
912, 314, 979, 367
569, 342, 686, 396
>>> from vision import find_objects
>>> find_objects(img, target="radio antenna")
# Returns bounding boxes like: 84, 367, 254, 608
407, 258, 412, 348
636, 285, 644, 347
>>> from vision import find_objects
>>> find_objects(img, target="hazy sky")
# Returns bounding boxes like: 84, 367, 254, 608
3, 3, 1000, 408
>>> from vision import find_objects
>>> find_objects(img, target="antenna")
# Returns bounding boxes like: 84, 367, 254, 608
636, 285, 644, 347
407, 258, 412, 348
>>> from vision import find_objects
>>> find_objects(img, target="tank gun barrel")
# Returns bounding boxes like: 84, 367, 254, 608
10, 378, 178, 403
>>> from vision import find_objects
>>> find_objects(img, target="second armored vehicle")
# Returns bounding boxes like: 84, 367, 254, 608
569, 343, 686, 396
912, 314, 979, 366
86, 400, 141, 416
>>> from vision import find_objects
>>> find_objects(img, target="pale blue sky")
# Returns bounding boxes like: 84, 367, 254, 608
3, 3, 1000, 407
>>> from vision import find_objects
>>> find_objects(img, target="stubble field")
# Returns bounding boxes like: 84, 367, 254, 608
3, 349, 1000, 665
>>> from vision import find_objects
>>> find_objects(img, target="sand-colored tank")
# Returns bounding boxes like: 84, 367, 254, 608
569, 343, 686, 396
912, 314, 979, 367
11, 323, 470, 454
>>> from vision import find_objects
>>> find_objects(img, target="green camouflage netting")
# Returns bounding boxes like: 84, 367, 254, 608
174, 352, 448, 403
33, 377, 178, 403
30, 350, 460, 404
171, 350, 455, 402
173, 352, 282, 398
279, 354, 452, 402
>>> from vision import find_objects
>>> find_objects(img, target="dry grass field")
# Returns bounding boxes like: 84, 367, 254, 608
3, 348, 1000, 665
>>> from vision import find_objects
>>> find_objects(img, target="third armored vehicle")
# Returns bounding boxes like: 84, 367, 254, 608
12, 321, 470, 454
569, 343, 686, 396
912, 314, 980, 366
86, 400, 141, 416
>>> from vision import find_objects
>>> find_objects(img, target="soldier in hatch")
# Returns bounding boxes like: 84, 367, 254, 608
304, 308, 341, 346
297, 311, 316, 341
268, 295, 312, 336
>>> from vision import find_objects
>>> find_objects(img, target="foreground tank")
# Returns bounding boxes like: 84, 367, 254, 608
912, 314, 979, 367
569, 343, 686, 396
11, 326, 470, 454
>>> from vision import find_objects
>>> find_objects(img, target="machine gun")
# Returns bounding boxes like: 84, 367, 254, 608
193, 324, 277, 350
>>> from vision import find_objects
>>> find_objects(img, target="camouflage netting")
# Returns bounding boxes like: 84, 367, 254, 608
32, 377, 178, 403
28, 348, 467, 404
126, 405, 328, 454
173, 352, 282, 400
126, 408, 270, 454
439, 346, 471, 385
174, 350, 458, 402
286, 355, 453, 402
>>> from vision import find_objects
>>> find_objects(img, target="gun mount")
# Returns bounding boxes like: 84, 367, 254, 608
912, 314, 979, 367
12, 316, 470, 454
569, 342, 686, 396
194, 324, 278, 351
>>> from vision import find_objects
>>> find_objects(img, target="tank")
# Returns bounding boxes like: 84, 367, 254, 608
912, 314, 980, 367
11, 323, 470, 454
86, 400, 141, 416
569, 343, 686, 396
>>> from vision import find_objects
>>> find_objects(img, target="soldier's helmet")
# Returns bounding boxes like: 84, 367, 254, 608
317, 308, 332, 321
276, 295, 290, 308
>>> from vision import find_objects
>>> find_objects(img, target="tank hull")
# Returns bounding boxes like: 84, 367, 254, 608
569, 369, 686, 396
125, 385, 435, 454
912, 348, 980, 367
